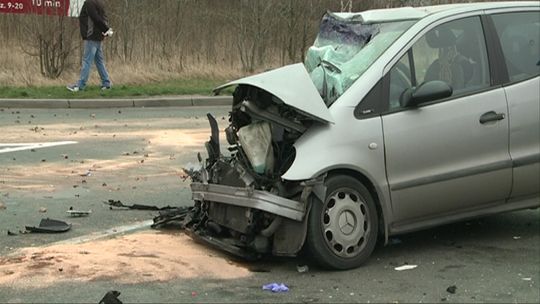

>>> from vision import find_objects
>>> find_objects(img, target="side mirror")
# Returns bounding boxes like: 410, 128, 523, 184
400, 80, 453, 108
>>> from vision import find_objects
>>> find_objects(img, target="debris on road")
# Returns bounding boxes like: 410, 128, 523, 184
0, 200, 6, 210
25, 218, 71, 233
104, 199, 176, 211
151, 207, 193, 228
389, 237, 402, 245
0, 232, 250, 287
262, 282, 289, 293
66, 207, 92, 217
7, 230, 17, 236
80, 171, 92, 177
446, 285, 457, 294
394, 264, 418, 271
39, 207, 47, 213
513, 236, 521, 240
522, 278, 532, 281
296, 265, 309, 273
98, 290, 123, 304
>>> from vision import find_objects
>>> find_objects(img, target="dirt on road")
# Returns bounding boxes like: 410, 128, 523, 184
0, 231, 251, 289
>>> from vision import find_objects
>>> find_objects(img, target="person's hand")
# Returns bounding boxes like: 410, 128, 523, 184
103, 28, 114, 37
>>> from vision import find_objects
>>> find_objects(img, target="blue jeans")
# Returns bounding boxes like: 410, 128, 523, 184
77, 40, 111, 89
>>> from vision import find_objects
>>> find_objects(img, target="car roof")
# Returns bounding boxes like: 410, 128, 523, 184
332, 2, 539, 24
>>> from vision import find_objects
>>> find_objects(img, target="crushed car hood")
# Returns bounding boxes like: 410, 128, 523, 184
214, 63, 334, 124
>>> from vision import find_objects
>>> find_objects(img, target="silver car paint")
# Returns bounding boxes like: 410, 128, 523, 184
487, 5, 540, 201
190, 182, 306, 221
506, 77, 540, 198
281, 106, 391, 219
281, 107, 393, 241
383, 88, 512, 224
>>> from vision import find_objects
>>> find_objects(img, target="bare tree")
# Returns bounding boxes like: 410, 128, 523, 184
340, 0, 353, 12
18, 10, 77, 78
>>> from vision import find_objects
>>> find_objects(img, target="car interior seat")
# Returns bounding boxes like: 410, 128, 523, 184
501, 28, 535, 81
424, 26, 470, 93
456, 30, 481, 86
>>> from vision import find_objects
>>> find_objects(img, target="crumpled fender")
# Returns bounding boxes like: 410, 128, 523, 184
281, 108, 386, 186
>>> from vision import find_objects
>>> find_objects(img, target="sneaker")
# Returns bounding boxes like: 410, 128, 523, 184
66, 84, 80, 92
101, 86, 111, 90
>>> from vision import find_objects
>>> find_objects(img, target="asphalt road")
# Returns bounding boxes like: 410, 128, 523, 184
0, 106, 538, 303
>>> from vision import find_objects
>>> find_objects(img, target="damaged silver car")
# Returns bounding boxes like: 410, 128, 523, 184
179, 2, 540, 269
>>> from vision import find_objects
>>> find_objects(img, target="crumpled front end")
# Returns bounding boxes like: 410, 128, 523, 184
175, 70, 331, 259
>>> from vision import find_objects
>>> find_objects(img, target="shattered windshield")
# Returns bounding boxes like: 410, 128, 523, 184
305, 12, 415, 105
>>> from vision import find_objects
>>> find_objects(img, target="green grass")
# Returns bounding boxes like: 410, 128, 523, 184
0, 78, 232, 99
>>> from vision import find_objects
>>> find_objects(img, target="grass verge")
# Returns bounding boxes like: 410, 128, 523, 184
0, 78, 230, 99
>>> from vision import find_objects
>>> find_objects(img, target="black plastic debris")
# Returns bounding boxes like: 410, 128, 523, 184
446, 285, 457, 294
151, 206, 193, 228
67, 206, 92, 217
98, 290, 123, 304
151, 205, 260, 260
25, 218, 71, 233
296, 265, 309, 273
104, 199, 176, 211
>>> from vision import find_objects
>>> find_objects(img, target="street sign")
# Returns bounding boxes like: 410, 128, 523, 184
0, 0, 84, 17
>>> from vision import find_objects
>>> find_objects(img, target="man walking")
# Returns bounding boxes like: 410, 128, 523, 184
67, 0, 113, 92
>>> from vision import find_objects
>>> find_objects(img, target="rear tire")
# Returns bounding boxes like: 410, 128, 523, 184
306, 175, 378, 269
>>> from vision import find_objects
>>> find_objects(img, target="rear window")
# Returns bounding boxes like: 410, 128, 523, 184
492, 12, 540, 82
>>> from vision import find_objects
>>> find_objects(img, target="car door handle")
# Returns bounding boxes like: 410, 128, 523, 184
479, 111, 505, 124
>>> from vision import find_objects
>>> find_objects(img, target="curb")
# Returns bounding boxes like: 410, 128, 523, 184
0, 96, 232, 109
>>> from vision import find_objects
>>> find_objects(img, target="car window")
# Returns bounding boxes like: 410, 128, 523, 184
491, 12, 540, 83
389, 53, 412, 109
388, 17, 490, 110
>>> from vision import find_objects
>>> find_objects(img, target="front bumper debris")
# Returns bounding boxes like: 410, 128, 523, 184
190, 182, 306, 221
151, 205, 262, 260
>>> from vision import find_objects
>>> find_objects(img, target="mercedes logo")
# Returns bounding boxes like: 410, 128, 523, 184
338, 211, 356, 235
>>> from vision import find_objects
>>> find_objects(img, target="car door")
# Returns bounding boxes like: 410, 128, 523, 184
490, 11, 540, 200
381, 16, 512, 224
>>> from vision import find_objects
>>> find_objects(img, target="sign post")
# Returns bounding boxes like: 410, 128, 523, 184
0, 0, 84, 17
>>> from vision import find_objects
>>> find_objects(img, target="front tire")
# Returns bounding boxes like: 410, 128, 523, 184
306, 175, 378, 269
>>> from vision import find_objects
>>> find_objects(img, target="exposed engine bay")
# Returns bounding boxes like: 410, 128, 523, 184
153, 85, 327, 259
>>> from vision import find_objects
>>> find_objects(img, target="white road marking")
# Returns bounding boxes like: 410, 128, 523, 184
50, 220, 154, 246
0, 141, 77, 154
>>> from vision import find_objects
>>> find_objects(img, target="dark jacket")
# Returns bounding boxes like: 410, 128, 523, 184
79, 0, 110, 41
